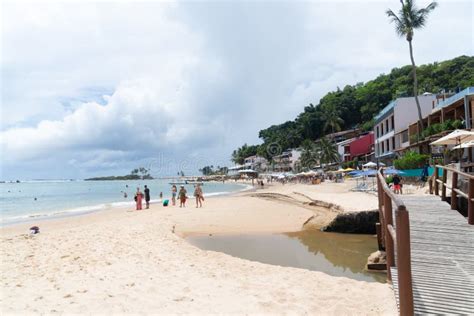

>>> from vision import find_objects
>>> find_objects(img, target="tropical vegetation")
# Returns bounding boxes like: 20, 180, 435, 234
394, 151, 429, 170
199, 165, 229, 176
85, 167, 153, 180
231, 56, 474, 164
386, 0, 438, 131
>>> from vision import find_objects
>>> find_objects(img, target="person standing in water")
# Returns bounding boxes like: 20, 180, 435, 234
171, 185, 177, 206
193, 184, 204, 208
135, 187, 143, 210
178, 185, 187, 208
144, 185, 150, 209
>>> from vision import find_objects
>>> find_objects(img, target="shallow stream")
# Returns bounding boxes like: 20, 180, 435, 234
186, 229, 385, 283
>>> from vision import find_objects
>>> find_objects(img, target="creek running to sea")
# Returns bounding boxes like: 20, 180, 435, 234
186, 229, 385, 283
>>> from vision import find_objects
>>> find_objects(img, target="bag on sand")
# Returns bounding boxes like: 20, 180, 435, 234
163, 199, 169, 207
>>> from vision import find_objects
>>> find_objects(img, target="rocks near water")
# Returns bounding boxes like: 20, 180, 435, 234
322, 210, 379, 234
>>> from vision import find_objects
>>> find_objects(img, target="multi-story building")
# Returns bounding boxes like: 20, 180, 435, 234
349, 132, 374, 162
272, 149, 301, 172
243, 155, 268, 172
336, 138, 355, 162
405, 87, 474, 154
374, 94, 436, 163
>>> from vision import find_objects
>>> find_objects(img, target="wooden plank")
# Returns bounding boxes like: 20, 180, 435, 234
386, 193, 474, 315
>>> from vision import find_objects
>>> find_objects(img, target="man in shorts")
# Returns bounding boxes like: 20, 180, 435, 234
144, 185, 151, 209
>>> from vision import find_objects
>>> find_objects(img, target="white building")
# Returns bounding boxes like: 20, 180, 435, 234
272, 149, 301, 172
243, 155, 268, 172
374, 94, 436, 162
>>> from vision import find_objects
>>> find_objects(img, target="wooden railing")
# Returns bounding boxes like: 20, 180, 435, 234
377, 169, 414, 316
430, 165, 474, 225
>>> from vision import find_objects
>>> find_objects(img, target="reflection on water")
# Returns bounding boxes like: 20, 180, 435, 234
186, 229, 386, 283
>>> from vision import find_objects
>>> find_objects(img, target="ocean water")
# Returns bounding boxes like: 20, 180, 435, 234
0, 179, 249, 226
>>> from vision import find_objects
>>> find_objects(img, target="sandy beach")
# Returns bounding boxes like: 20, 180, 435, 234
1, 181, 397, 314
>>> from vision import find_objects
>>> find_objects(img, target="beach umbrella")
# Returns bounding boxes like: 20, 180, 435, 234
430, 129, 474, 146
361, 169, 377, 176
363, 161, 377, 168
452, 140, 474, 150
384, 168, 406, 175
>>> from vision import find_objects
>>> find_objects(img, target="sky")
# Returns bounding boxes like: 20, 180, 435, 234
1, 0, 473, 180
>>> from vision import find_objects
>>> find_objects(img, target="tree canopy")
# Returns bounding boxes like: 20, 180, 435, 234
232, 56, 474, 162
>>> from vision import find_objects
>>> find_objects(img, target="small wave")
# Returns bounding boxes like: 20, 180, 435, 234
1, 185, 247, 225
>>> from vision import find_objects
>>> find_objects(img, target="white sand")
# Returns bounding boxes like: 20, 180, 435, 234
0, 181, 397, 314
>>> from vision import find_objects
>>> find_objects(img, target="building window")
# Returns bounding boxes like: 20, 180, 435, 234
391, 116, 395, 131
381, 123, 384, 135
382, 142, 385, 153
392, 137, 395, 150
386, 139, 389, 152
376, 126, 379, 138
401, 130, 409, 143
386, 119, 389, 133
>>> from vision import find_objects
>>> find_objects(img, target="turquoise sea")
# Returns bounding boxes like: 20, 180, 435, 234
0, 179, 249, 226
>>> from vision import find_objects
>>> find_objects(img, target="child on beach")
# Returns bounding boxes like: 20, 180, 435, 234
178, 185, 187, 208
193, 184, 204, 208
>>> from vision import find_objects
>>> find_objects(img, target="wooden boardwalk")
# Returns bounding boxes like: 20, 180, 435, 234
389, 194, 474, 315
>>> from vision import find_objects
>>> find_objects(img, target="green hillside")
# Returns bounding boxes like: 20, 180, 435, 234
231, 55, 474, 164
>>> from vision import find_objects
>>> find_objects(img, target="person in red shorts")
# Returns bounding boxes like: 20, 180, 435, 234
393, 174, 402, 194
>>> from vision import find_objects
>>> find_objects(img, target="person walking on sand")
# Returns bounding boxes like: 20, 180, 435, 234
194, 184, 204, 208
171, 185, 177, 206
144, 185, 150, 209
135, 187, 143, 210
178, 185, 187, 208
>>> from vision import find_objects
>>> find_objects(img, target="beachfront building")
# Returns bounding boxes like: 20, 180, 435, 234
405, 87, 474, 154
324, 128, 360, 143
349, 132, 375, 162
336, 138, 355, 162
272, 149, 301, 172
243, 155, 268, 172
374, 94, 436, 163
227, 165, 246, 177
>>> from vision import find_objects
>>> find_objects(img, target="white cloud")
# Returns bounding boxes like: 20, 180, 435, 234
1, 0, 472, 179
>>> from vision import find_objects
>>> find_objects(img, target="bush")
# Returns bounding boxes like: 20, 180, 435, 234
385, 175, 394, 184
394, 151, 429, 170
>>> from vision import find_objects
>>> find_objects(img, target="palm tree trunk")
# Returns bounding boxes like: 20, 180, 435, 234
408, 39, 425, 135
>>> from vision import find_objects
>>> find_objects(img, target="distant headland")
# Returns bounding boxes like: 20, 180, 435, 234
85, 167, 153, 181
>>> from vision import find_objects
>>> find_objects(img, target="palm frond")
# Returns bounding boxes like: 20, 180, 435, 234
386, 9, 406, 37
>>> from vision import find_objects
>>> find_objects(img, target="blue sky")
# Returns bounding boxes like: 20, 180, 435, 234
1, 0, 473, 179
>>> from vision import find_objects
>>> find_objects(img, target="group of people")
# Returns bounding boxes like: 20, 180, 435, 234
134, 184, 204, 210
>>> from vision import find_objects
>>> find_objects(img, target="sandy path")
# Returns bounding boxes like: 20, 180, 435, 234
0, 182, 397, 314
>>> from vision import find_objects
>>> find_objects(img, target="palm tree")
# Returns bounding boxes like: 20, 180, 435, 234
318, 137, 340, 166
386, 0, 438, 133
299, 139, 319, 170
321, 104, 344, 136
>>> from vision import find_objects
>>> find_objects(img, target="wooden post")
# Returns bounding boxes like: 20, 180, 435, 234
469, 178, 474, 225
376, 176, 383, 245
375, 223, 383, 250
396, 206, 414, 316
451, 171, 458, 210
384, 193, 394, 281
441, 168, 447, 201
429, 175, 433, 194
434, 166, 439, 196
